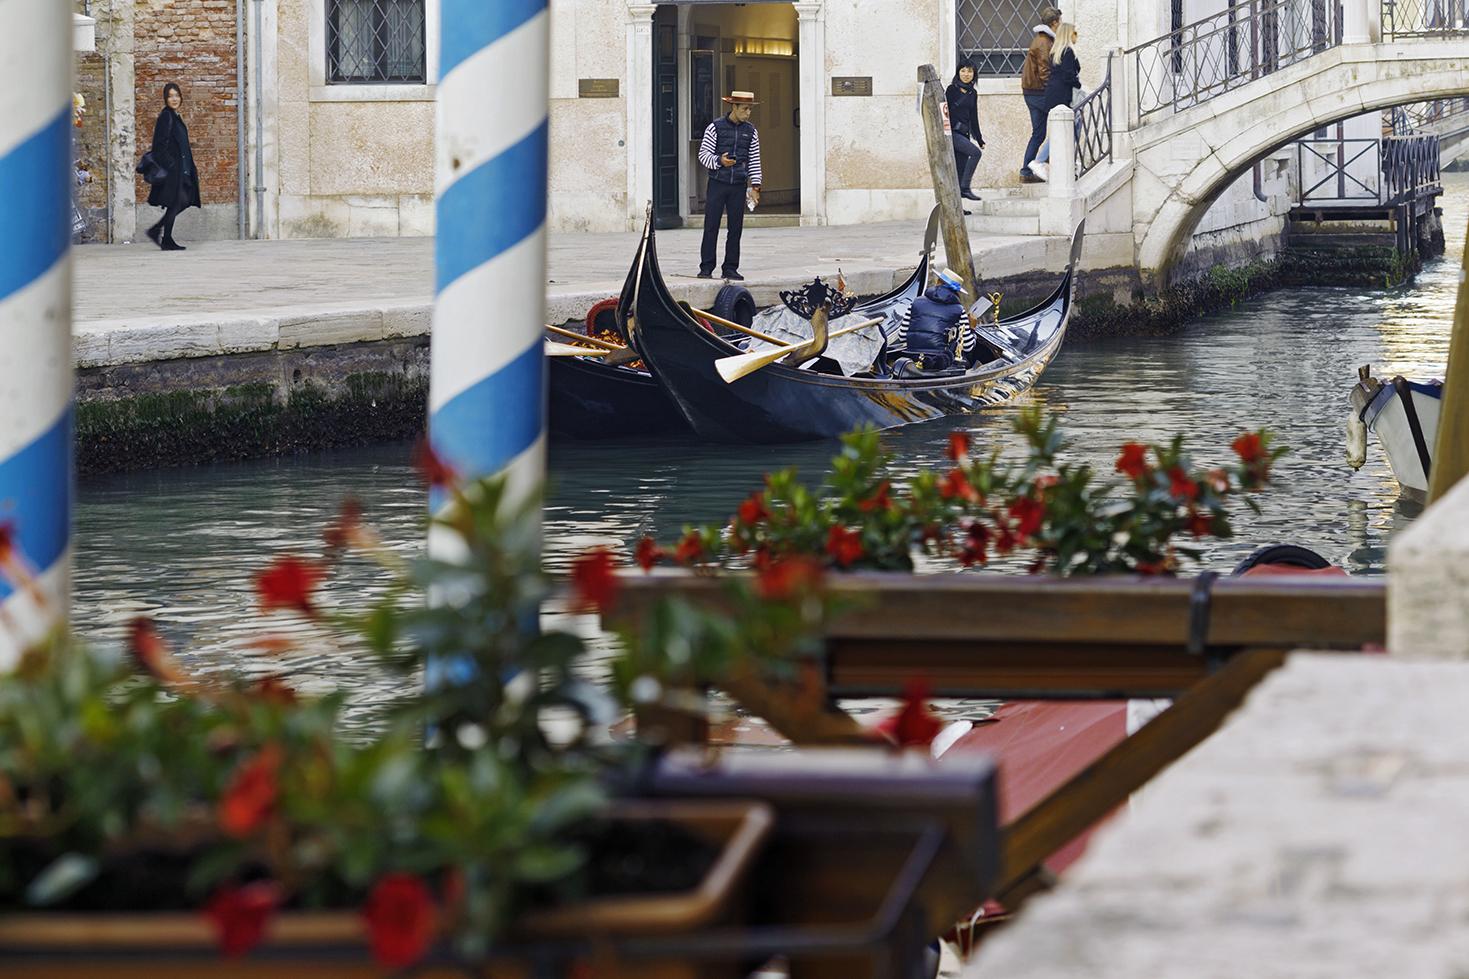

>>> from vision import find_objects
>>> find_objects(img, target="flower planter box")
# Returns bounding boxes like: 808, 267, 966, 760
0, 800, 773, 979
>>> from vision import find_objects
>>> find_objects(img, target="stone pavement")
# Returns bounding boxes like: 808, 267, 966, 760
72, 223, 1072, 368
966, 652, 1469, 978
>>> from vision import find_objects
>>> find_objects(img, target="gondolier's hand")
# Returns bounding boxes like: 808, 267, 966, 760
750, 186, 761, 203
720, 153, 736, 167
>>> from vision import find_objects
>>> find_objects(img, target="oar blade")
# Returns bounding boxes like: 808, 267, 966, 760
716, 348, 781, 383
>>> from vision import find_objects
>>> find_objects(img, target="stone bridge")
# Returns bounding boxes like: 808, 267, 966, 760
1044, 0, 1469, 284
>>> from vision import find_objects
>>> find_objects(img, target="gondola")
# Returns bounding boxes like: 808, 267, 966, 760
623, 218, 1084, 444
1346, 364, 1443, 502
548, 214, 935, 440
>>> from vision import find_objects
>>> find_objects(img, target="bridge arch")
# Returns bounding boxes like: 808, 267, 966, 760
1131, 41, 1469, 283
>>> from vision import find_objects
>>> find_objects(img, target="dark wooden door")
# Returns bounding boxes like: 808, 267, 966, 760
652, 5, 682, 229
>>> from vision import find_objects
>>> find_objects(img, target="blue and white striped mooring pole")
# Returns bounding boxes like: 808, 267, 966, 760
428, 0, 550, 542
0, 2, 74, 669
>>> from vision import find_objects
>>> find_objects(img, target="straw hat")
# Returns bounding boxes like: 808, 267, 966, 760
722, 90, 761, 105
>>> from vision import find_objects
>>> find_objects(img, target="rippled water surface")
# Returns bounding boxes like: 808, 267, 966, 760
74, 174, 1467, 714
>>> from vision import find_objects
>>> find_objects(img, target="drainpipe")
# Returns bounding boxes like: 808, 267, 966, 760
1253, 161, 1267, 202
252, 0, 266, 238
236, 0, 246, 237
103, 47, 113, 242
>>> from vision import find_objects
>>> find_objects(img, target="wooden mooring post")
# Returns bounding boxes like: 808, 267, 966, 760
917, 64, 980, 304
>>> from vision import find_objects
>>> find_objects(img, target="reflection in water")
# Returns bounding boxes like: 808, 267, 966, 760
74, 174, 1467, 716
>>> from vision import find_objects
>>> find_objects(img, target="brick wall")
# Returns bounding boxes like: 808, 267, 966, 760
74, 42, 109, 241
133, 0, 241, 209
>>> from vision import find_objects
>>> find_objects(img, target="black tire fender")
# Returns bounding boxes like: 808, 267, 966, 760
711, 284, 756, 329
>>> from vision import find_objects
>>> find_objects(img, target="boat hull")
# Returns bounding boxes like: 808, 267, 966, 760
1353, 375, 1442, 500
547, 355, 685, 439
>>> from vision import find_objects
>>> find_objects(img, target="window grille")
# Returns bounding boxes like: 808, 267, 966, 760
956, 0, 1040, 75
327, 0, 426, 84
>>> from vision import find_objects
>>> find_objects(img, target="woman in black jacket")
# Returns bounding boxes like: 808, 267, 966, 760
945, 60, 985, 202
145, 83, 201, 251
1031, 24, 1081, 182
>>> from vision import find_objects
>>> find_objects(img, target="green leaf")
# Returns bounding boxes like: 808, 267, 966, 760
512, 844, 586, 884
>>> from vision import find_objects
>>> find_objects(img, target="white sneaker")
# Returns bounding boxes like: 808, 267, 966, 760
1030, 161, 1050, 182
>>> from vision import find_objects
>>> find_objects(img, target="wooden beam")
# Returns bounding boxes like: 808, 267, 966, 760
994, 647, 1290, 897
916, 64, 980, 303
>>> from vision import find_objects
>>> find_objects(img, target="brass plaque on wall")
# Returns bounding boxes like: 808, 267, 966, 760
831, 76, 873, 97
578, 78, 620, 98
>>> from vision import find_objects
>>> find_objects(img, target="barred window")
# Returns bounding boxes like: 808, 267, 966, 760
956, 0, 1038, 75
327, 0, 426, 84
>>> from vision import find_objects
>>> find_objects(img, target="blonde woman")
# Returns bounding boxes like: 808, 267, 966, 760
1030, 23, 1081, 182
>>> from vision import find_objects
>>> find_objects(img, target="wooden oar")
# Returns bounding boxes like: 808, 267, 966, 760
716, 316, 884, 384
545, 341, 612, 358
545, 324, 624, 350
687, 306, 787, 347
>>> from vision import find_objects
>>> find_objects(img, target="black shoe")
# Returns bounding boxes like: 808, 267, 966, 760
1020, 172, 1044, 185
161, 238, 186, 251
722, 270, 744, 281
146, 224, 162, 247
696, 270, 714, 279
961, 189, 981, 201
963, 208, 972, 216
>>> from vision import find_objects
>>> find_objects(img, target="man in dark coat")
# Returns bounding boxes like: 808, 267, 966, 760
696, 90, 763, 281
889, 268, 976, 371
145, 83, 201, 251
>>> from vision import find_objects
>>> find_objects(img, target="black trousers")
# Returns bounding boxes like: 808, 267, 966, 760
151, 177, 194, 242
700, 178, 747, 275
951, 132, 982, 191
1022, 92, 1048, 171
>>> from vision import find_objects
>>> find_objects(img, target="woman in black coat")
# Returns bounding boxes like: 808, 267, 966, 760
1031, 24, 1081, 181
145, 83, 201, 251
945, 60, 985, 202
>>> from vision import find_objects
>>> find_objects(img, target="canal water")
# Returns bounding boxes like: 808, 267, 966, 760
73, 174, 1466, 718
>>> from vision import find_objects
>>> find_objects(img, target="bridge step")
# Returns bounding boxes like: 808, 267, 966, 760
965, 213, 1042, 235
971, 197, 1043, 217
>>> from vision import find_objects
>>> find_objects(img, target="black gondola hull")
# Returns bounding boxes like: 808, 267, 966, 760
547, 355, 686, 439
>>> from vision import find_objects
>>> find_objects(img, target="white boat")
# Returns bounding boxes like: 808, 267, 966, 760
1347, 364, 1443, 502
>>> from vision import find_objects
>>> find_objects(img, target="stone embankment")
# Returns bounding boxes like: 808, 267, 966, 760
73, 224, 1289, 473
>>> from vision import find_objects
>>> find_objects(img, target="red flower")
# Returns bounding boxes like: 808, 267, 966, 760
1135, 560, 1167, 576
858, 480, 893, 513
634, 537, 663, 572
323, 497, 365, 555
946, 431, 971, 462
756, 555, 825, 601
570, 548, 619, 613
1116, 442, 1150, 480
876, 680, 945, 747
253, 676, 298, 705
994, 524, 1018, 556
1187, 509, 1214, 537
363, 873, 436, 969
939, 468, 980, 503
255, 557, 324, 617
1007, 496, 1045, 541
674, 530, 703, 564
204, 881, 281, 958
825, 525, 864, 567
1167, 467, 1199, 501
737, 492, 768, 526
127, 617, 186, 686
218, 744, 282, 838
413, 437, 458, 489
1231, 432, 1266, 463
1203, 468, 1231, 495
1033, 474, 1060, 491
957, 520, 990, 567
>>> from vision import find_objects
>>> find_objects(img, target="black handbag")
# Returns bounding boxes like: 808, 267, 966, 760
136, 151, 168, 186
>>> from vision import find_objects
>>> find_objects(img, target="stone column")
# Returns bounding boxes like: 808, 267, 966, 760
1047, 105, 1076, 199
0, 0, 74, 667
104, 0, 138, 243
1342, 0, 1372, 44
794, 1, 827, 226
1388, 476, 1469, 659
625, 3, 656, 229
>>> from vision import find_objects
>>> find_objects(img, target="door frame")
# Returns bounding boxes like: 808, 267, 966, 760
624, 0, 827, 228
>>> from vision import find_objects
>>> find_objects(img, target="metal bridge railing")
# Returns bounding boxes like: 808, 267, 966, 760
1382, 0, 1469, 37
1294, 134, 1441, 206
1129, 0, 1343, 119
1390, 97, 1469, 136
1073, 57, 1113, 180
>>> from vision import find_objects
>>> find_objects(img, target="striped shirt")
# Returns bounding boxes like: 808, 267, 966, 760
891, 306, 974, 359
698, 121, 763, 186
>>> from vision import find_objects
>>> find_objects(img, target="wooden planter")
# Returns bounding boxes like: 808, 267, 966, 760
0, 800, 773, 979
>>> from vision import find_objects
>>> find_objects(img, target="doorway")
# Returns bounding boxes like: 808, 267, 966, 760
652, 3, 801, 224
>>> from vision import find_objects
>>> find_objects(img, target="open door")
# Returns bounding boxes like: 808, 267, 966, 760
652, 4, 682, 229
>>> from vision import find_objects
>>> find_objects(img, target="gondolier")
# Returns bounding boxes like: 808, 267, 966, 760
890, 269, 976, 372
697, 90, 763, 282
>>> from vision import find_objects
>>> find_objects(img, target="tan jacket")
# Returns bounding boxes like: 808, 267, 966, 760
1020, 31, 1054, 92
